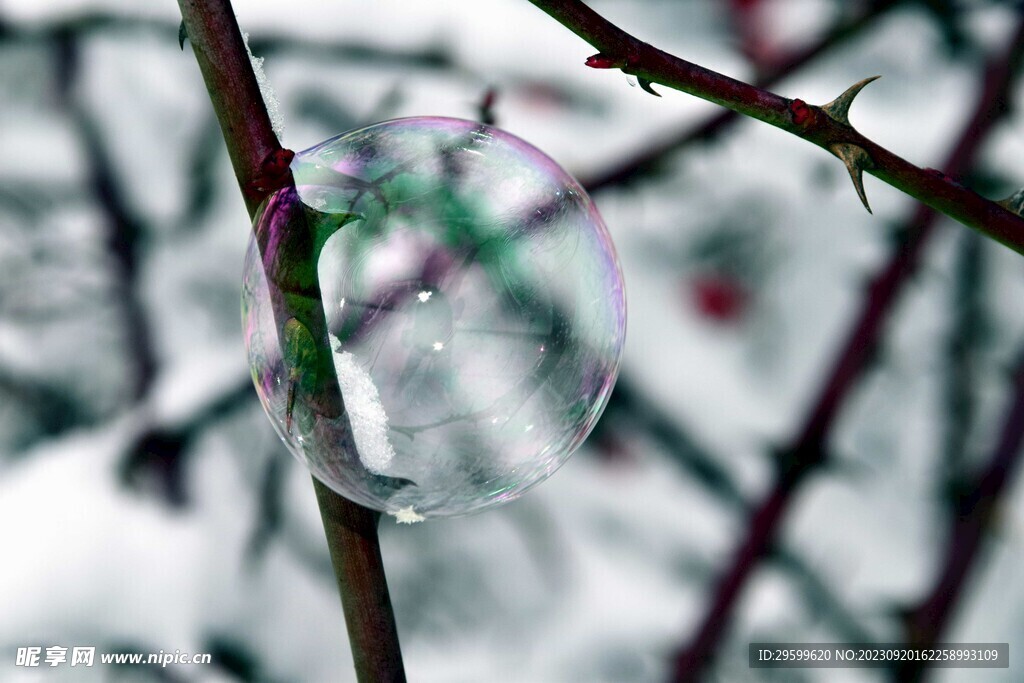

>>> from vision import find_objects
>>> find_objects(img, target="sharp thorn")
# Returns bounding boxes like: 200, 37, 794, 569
638, 78, 661, 97
822, 75, 881, 125
178, 20, 188, 51
831, 143, 873, 214
997, 188, 1024, 217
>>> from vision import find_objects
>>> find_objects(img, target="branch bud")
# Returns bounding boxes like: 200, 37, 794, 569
585, 53, 623, 69
248, 148, 295, 194
789, 99, 813, 126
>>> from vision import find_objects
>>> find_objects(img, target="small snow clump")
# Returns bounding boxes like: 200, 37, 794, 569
330, 334, 395, 474
242, 31, 284, 140
390, 506, 426, 524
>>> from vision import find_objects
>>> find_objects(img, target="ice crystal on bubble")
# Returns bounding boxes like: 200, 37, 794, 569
391, 506, 426, 524
242, 117, 625, 519
330, 335, 395, 475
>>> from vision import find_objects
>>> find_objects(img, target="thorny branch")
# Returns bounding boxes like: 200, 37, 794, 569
581, 0, 900, 192
670, 18, 1024, 681
528, 0, 1024, 253
176, 1, 405, 680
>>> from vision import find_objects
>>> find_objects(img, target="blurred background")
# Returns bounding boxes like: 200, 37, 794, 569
2, 0, 1024, 680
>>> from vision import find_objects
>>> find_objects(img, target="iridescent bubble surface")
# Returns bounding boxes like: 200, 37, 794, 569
242, 117, 625, 520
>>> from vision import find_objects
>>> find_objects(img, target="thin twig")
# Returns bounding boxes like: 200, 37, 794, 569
177, 1, 405, 680
670, 20, 1024, 681
896, 350, 1024, 681
529, 0, 1024, 253
580, 0, 899, 192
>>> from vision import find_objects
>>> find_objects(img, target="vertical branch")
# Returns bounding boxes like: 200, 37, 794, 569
898, 351, 1024, 681
671, 21, 1024, 681
176, 0, 277, 217
940, 232, 986, 507
177, 1, 405, 680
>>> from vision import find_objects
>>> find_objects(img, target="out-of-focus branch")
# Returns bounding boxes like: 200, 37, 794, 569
940, 231, 986, 507
0, 13, 457, 73
529, 0, 1024, 253
120, 376, 253, 506
52, 30, 159, 402
580, 0, 899, 192
0, 369, 86, 446
896, 351, 1024, 681
600, 376, 873, 643
601, 375, 744, 506
177, 1, 405, 680
670, 20, 1024, 681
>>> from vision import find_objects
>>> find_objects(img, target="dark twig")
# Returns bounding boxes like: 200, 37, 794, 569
120, 376, 253, 505
670, 20, 1024, 681
580, 0, 899, 192
0, 369, 86, 447
52, 30, 159, 401
529, 0, 1024, 253
177, 1, 405, 680
939, 231, 987, 508
601, 375, 744, 506
600, 376, 873, 643
0, 13, 457, 74
896, 350, 1024, 681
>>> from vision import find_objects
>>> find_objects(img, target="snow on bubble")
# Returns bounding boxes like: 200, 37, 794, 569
390, 506, 426, 524
330, 334, 395, 475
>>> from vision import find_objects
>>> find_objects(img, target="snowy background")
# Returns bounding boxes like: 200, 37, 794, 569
2, 0, 1024, 681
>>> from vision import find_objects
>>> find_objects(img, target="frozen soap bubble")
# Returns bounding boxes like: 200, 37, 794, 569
242, 117, 625, 520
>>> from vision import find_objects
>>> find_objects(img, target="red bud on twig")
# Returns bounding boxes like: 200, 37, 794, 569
248, 148, 295, 194
788, 98, 812, 126
585, 53, 622, 69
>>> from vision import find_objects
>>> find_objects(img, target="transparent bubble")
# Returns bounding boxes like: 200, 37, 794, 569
242, 117, 625, 520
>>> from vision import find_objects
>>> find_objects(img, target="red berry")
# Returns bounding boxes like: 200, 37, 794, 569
689, 275, 748, 323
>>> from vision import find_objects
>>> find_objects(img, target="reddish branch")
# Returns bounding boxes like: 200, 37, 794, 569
669, 20, 1024, 682
528, 0, 1024, 253
177, 1, 405, 681
581, 0, 899, 192
896, 353, 1024, 681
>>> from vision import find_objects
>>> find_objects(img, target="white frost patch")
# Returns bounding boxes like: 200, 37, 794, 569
330, 335, 395, 474
242, 31, 284, 140
390, 506, 425, 524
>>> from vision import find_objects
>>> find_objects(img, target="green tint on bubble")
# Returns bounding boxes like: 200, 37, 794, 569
242, 117, 625, 521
